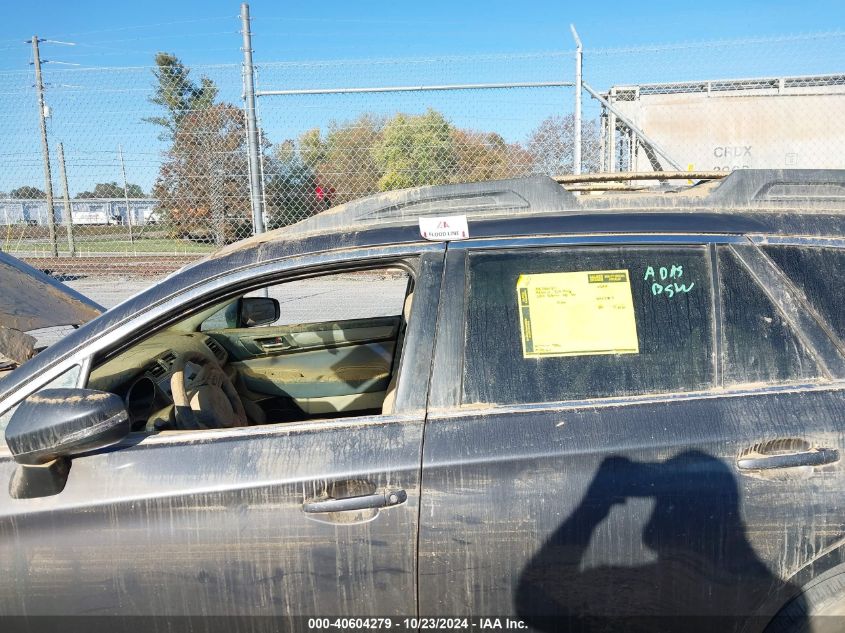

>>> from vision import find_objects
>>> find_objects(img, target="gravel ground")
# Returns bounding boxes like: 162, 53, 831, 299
64, 270, 408, 320
31, 271, 408, 350
65, 276, 155, 308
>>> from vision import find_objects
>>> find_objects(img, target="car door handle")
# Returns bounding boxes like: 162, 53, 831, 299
737, 447, 839, 471
303, 489, 407, 514
257, 339, 293, 352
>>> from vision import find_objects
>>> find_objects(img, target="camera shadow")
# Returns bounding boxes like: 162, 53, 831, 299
515, 450, 805, 632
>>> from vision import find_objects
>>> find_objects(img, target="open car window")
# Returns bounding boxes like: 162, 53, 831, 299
88, 265, 414, 433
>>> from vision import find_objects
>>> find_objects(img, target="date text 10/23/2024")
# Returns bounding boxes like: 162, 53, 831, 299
306, 618, 528, 630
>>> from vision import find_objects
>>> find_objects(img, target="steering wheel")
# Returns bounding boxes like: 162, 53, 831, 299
168, 350, 248, 430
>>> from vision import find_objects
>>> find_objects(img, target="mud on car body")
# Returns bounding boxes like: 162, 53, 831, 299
0, 251, 102, 379
0, 170, 844, 631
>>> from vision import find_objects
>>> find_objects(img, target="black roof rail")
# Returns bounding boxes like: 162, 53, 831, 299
282, 170, 845, 238
291, 175, 578, 234
707, 169, 845, 206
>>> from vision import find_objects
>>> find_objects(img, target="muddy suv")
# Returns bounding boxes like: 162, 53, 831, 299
0, 170, 844, 632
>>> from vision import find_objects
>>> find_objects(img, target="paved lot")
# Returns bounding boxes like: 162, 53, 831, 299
66, 276, 154, 308
34, 271, 409, 351
66, 270, 408, 316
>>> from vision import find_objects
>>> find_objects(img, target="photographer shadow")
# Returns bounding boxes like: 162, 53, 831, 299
515, 451, 804, 632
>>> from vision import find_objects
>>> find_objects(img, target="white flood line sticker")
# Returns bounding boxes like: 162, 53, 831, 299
418, 215, 469, 241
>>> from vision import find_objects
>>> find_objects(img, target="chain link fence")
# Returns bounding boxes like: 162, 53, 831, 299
0, 27, 843, 288
254, 51, 576, 224
0, 61, 247, 278
582, 32, 845, 174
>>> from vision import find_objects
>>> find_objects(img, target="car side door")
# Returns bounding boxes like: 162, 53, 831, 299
0, 249, 443, 624
419, 237, 845, 631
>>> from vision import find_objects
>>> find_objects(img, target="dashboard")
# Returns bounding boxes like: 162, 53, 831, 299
88, 332, 229, 430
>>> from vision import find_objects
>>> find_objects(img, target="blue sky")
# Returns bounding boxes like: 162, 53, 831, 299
0, 1, 843, 195
1, 0, 843, 69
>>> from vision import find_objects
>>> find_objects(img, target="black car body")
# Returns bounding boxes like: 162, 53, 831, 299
0, 250, 102, 375
0, 170, 844, 631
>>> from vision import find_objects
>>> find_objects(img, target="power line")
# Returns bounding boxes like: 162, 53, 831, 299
39, 15, 235, 40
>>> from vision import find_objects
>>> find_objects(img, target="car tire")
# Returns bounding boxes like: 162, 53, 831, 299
766, 572, 845, 633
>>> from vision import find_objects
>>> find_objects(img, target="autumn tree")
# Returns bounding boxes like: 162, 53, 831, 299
147, 53, 254, 244
298, 109, 537, 203
373, 109, 457, 191
451, 130, 533, 182
300, 114, 384, 204
145, 52, 218, 141
263, 140, 322, 229
527, 114, 602, 176
152, 103, 251, 244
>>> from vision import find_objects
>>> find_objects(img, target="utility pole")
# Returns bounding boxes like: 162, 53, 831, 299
240, 2, 266, 236
570, 25, 583, 176
118, 145, 135, 248
57, 142, 75, 257
30, 35, 58, 257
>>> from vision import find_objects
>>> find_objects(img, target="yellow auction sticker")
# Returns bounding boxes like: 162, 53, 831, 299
517, 270, 639, 358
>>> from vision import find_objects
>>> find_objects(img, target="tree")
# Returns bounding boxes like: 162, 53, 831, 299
373, 109, 457, 191
152, 103, 251, 244
75, 182, 145, 199
264, 140, 322, 229
300, 114, 384, 205
451, 129, 533, 182
145, 52, 218, 140
146, 53, 253, 244
527, 114, 602, 176
296, 108, 542, 205
9, 186, 45, 199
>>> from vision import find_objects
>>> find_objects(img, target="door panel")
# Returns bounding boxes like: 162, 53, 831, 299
419, 389, 845, 630
0, 417, 422, 620
234, 341, 395, 398
211, 316, 401, 361
0, 250, 446, 622
418, 239, 845, 631
211, 317, 401, 410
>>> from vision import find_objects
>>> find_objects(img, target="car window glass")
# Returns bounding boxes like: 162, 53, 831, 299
90, 264, 416, 433
462, 246, 714, 406
761, 245, 845, 345
201, 269, 409, 330
0, 364, 81, 443
199, 302, 238, 331
718, 247, 822, 385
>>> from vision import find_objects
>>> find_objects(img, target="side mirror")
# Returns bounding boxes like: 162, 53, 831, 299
240, 297, 280, 328
5, 388, 130, 498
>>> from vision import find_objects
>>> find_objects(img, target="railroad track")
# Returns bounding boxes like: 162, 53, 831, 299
22, 255, 200, 278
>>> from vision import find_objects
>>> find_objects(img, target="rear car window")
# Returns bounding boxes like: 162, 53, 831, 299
462, 246, 714, 406
762, 245, 845, 346
718, 247, 822, 385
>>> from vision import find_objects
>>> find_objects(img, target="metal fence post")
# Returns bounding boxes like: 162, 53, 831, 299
57, 142, 75, 257
570, 25, 582, 175
583, 82, 682, 171
31, 35, 58, 257
240, 2, 266, 236
118, 144, 135, 248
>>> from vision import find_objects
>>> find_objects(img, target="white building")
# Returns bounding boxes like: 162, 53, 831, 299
0, 198, 158, 226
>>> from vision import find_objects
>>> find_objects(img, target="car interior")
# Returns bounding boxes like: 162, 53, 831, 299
86, 266, 414, 433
